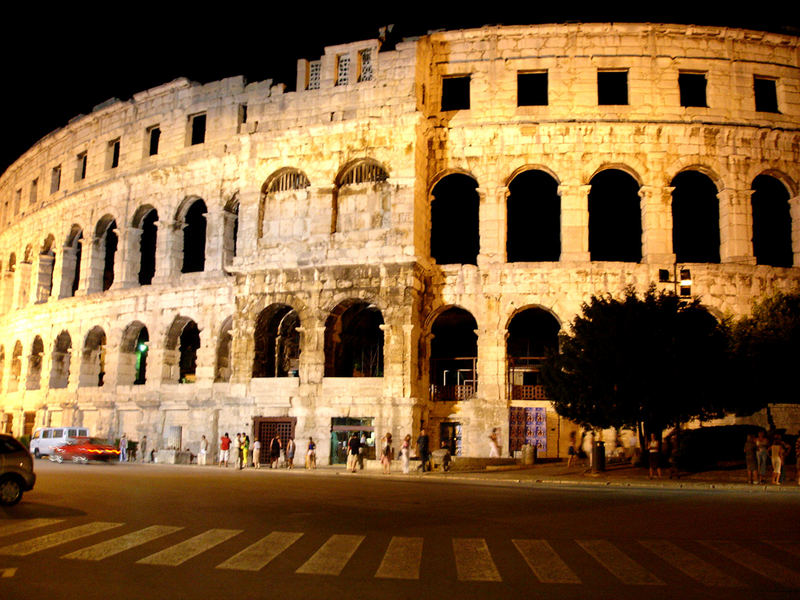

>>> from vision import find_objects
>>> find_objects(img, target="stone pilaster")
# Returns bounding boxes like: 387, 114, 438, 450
640, 185, 675, 265
719, 188, 756, 265
559, 183, 591, 262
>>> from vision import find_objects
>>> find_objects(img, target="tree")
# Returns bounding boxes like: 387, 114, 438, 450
540, 286, 730, 439
729, 291, 800, 421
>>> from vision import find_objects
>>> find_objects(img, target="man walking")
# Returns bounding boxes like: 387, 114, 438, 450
219, 432, 231, 467
139, 435, 148, 463
198, 435, 209, 466
347, 434, 361, 472
119, 433, 128, 462
416, 428, 430, 472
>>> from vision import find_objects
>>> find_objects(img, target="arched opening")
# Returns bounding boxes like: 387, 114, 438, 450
259, 168, 311, 241
751, 174, 793, 267
181, 199, 207, 273
324, 301, 383, 377
215, 317, 233, 382
507, 170, 561, 262
253, 305, 301, 378
134, 207, 158, 285
507, 308, 560, 400
26, 336, 44, 390
93, 216, 118, 292
671, 171, 720, 263
429, 307, 478, 401
333, 159, 390, 232
61, 226, 82, 298
49, 330, 72, 389
119, 322, 149, 386
179, 322, 201, 382
80, 326, 106, 387
431, 173, 480, 265
36, 234, 56, 302
9, 341, 22, 392
588, 169, 642, 262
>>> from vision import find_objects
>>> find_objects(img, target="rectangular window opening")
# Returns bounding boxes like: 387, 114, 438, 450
517, 71, 548, 106
679, 72, 707, 107
358, 49, 373, 82
75, 151, 88, 181
441, 75, 471, 111
307, 60, 321, 90
29, 178, 38, 204
107, 139, 120, 169
754, 76, 779, 113
147, 125, 161, 156
336, 54, 351, 86
597, 70, 628, 105
189, 113, 206, 145
50, 165, 61, 194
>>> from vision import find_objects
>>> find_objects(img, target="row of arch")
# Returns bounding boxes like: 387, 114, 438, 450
0, 301, 567, 397
432, 168, 795, 267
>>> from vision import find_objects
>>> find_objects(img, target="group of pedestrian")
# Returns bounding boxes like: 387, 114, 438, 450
217, 432, 256, 469
343, 429, 428, 474
745, 430, 798, 485
267, 434, 297, 469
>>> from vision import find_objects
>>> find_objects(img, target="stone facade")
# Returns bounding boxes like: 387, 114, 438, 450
1, 23, 799, 463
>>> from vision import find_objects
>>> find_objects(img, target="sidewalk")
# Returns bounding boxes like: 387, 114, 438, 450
125, 457, 800, 493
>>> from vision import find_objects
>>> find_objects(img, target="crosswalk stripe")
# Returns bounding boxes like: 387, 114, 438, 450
700, 540, 800, 588
765, 541, 800, 560
296, 534, 365, 575
0, 522, 123, 557
638, 539, 739, 587
136, 529, 241, 566
216, 531, 304, 571
62, 525, 184, 561
578, 539, 664, 585
0, 518, 64, 538
375, 536, 423, 579
453, 538, 502, 582
513, 539, 581, 583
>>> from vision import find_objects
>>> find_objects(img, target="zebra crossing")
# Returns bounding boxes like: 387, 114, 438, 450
1, 518, 799, 588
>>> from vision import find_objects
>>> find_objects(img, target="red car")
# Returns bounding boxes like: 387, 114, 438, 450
50, 437, 121, 463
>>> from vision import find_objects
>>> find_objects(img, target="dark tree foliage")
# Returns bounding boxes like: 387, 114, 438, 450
730, 292, 800, 417
540, 286, 729, 436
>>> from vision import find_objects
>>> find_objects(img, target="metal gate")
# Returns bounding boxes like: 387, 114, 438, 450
253, 417, 296, 465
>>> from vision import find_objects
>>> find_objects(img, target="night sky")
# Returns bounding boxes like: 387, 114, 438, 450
0, 7, 796, 176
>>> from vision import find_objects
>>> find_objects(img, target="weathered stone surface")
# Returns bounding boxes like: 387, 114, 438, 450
0, 23, 798, 463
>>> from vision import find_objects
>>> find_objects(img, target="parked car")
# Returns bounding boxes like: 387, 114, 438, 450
0, 433, 36, 505
29, 427, 90, 458
50, 437, 120, 463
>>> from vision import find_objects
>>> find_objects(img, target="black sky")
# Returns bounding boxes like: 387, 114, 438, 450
1, 6, 796, 176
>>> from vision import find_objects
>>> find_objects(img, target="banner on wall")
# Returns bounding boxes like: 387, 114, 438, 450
509, 407, 547, 453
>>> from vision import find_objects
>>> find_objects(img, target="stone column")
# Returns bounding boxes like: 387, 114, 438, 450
719, 188, 756, 265
74, 236, 93, 297
152, 220, 180, 284
12, 261, 32, 309
116, 226, 143, 289
204, 208, 224, 276
559, 183, 591, 262
477, 184, 503, 266
640, 185, 675, 265
34, 253, 55, 303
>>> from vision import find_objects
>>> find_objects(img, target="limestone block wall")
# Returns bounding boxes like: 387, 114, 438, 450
0, 23, 799, 462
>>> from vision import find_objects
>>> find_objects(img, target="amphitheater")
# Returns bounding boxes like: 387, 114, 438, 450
0, 22, 798, 464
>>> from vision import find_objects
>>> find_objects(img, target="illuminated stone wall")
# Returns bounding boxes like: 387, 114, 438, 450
0, 24, 798, 461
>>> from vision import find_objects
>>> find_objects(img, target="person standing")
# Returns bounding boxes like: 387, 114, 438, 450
400, 434, 411, 474
416, 428, 430, 472
242, 435, 250, 469
358, 432, 367, 470
198, 435, 209, 466
647, 433, 662, 479
380, 433, 393, 474
347, 434, 361, 473
139, 435, 148, 463
755, 430, 770, 483
219, 432, 231, 467
119, 433, 128, 462
744, 433, 758, 484
306, 437, 317, 469
770, 433, 787, 484
286, 437, 296, 469
489, 428, 500, 458
270, 434, 282, 469
252, 438, 261, 468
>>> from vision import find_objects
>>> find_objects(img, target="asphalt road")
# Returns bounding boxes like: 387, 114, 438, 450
1, 460, 799, 599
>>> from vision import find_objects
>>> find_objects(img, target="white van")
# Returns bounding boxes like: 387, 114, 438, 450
29, 427, 90, 458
